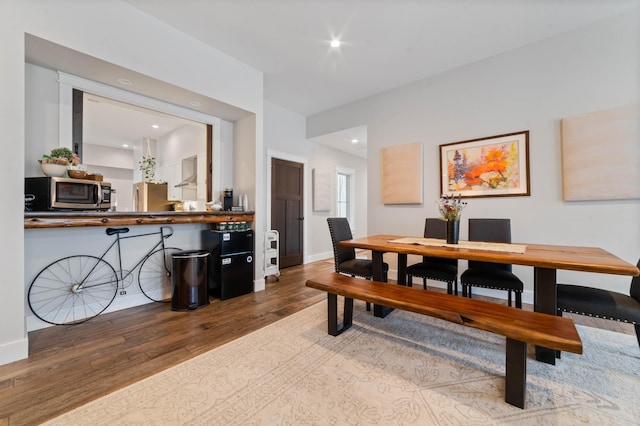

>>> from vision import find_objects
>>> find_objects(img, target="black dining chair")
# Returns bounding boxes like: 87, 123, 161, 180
406, 218, 458, 294
460, 218, 524, 308
557, 258, 640, 347
327, 217, 389, 310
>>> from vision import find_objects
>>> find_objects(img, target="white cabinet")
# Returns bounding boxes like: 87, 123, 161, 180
159, 163, 182, 201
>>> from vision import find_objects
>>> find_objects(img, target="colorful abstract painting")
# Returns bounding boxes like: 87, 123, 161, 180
439, 131, 530, 198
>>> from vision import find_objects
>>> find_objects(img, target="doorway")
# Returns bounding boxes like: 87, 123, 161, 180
271, 158, 304, 268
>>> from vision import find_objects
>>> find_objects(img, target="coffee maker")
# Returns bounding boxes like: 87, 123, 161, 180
223, 188, 233, 211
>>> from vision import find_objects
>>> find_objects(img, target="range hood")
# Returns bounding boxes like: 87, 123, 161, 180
174, 173, 196, 188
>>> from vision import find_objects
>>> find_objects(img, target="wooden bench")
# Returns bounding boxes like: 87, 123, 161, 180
305, 272, 583, 409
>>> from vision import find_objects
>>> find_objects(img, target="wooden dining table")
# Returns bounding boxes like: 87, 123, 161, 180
340, 234, 639, 365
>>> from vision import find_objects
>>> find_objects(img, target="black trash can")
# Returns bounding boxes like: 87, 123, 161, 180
171, 250, 210, 311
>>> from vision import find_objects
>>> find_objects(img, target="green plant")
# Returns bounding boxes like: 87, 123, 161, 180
49, 147, 74, 163
139, 155, 156, 182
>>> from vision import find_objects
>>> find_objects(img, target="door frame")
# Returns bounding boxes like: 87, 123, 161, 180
266, 149, 308, 263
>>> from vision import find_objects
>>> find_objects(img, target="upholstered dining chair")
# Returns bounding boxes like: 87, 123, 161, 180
557, 258, 640, 347
406, 218, 458, 294
327, 217, 389, 310
460, 218, 524, 308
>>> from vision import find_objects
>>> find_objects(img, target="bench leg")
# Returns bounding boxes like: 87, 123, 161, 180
327, 293, 354, 336
505, 338, 527, 409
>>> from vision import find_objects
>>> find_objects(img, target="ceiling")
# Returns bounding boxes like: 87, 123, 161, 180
83, 93, 203, 150
123, 0, 639, 117
26, 1, 640, 157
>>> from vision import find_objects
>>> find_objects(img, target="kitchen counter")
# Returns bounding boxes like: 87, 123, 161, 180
24, 211, 255, 229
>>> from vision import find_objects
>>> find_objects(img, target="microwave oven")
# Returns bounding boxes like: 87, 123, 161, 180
25, 177, 112, 211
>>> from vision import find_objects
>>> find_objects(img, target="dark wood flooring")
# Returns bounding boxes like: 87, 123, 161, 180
0, 259, 634, 425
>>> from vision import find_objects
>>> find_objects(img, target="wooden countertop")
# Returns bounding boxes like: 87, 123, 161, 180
24, 211, 255, 229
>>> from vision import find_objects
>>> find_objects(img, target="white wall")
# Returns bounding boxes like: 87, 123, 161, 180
24, 64, 59, 178
263, 101, 368, 264
2, 0, 262, 365
306, 142, 368, 261
158, 123, 206, 201
307, 9, 640, 299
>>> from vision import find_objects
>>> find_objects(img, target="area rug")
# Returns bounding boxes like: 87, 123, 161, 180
44, 301, 640, 425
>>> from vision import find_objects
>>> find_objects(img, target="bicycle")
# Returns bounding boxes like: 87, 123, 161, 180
28, 226, 182, 326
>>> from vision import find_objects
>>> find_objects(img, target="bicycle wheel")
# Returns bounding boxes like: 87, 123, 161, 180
28, 255, 118, 326
138, 247, 182, 302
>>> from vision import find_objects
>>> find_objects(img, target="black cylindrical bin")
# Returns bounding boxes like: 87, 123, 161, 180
171, 250, 210, 311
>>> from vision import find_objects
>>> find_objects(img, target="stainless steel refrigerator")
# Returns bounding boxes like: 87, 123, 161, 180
202, 229, 254, 300
134, 182, 170, 211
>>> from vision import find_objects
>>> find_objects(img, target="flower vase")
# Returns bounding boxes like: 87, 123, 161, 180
446, 220, 459, 244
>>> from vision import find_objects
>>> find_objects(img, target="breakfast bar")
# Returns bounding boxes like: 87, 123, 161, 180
24, 211, 255, 229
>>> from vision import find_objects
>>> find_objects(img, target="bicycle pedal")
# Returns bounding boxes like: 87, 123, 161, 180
119, 290, 127, 295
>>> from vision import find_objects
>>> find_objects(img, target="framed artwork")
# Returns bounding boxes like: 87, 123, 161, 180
312, 168, 331, 211
381, 142, 423, 204
561, 104, 640, 201
439, 131, 530, 198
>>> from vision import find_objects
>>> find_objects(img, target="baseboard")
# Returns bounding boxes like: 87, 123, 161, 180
0, 335, 29, 365
254, 278, 266, 292
305, 251, 333, 264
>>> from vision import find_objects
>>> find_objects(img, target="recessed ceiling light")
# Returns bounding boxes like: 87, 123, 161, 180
122, 144, 129, 148
152, 124, 159, 129
190, 101, 201, 107
330, 39, 341, 48
117, 77, 133, 86
351, 139, 358, 144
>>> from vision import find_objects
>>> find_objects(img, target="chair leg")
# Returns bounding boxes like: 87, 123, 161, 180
515, 292, 522, 309
407, 275, 413, 287
422, 277, 427, 290
507, 290, 513, 307
635, 324, 640, 348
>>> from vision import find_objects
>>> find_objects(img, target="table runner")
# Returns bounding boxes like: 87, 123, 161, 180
388, 237, 527, 254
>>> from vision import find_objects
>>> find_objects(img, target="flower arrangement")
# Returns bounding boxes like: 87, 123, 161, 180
437, 193, 467, 222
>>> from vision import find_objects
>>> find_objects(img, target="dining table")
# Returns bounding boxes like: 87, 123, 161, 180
339, 234, 639, 365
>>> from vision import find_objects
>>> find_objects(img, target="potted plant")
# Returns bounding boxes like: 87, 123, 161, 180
436, 194, 467, 244
40, 147, 73, 165
40, 147, 78, 177
139, 155, 156, 182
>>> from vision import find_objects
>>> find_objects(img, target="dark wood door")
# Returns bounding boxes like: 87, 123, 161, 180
271, 158, 304, 268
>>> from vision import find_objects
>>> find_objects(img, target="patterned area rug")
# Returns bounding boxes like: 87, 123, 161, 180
44, 301, 640, 425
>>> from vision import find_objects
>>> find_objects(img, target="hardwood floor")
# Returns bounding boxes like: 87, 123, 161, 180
0, 259, 634, 425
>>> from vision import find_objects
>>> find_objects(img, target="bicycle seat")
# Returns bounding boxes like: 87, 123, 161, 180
106, 227, 130, 235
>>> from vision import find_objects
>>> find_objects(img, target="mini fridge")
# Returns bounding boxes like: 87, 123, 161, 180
202, 229, 254, 300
